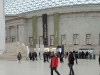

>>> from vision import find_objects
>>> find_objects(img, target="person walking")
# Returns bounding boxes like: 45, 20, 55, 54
46, 52, 49, 62
17, 52, 22, 63
39, 52, 41, 59
29, 52, 32, 60
43, 52, 46, 63
75, 51, 78, 64
68, 52, 75, 75
60, 52, 64, 63
50, 52, 60, 75
64, 52, 67, 59
32, 51, 35, 61
99, 55, 100, 65
34, 52, 37, 61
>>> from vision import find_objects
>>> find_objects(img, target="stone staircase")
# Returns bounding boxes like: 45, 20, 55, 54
0, 42, 27, 61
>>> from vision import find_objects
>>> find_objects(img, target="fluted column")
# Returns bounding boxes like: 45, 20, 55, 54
14, 25, 18, 41
6, 26, 10, 42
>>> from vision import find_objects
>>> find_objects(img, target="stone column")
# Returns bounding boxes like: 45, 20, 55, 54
0, 0, 5, 52
6, 26, 10, 42
18, 25, 25, 44
14, 25, 18, 41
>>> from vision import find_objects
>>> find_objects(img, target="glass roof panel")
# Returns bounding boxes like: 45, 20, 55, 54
5, 0, 100, 15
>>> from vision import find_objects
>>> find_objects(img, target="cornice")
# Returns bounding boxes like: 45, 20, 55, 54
19, 4, 100, 18
5, 17, 26, 22
5, 11, 100, 21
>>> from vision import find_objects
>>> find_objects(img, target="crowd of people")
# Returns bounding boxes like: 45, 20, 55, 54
29, 51, 67, 63
27, 51, 75, 75
72, 51, 95, 59
43, 52, 51, 62
29, 51, 37, 61
17, 50, 100, 75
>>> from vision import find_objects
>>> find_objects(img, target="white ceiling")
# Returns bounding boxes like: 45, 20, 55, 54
5, 0, 100, 15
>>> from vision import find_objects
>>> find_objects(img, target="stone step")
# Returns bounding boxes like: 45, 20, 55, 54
0, 42, 27, 60
4, 51, 26, 53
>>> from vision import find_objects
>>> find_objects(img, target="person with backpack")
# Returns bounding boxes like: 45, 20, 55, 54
50, 52, 60, 75
17, 52, 22, 63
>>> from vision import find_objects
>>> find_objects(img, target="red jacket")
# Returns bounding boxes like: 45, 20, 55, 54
50, 55, 58, 68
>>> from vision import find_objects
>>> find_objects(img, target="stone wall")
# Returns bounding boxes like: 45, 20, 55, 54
5, 5, 100, 54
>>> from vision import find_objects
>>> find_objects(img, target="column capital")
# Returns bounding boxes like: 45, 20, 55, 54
5, 26, 10, 29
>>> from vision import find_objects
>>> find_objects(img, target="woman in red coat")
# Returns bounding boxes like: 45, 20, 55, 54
50, 52, 60, 75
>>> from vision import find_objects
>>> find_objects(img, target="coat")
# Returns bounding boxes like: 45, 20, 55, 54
99, 56, 100, 62
50, 55, 58, 68
68, 53, 74, 65
17, 54, 22, 60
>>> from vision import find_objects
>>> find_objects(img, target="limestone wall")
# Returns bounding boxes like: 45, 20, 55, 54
5, 5, 100, 54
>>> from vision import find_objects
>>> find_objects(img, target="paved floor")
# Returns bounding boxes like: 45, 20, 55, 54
0, 56, 99, 75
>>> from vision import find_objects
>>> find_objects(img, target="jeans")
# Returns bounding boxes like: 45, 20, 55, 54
18, 60, 21, 63
69, 64, 74, 75
76, 58, 78, 64
51, 67, 60, 75
86, 56, 88, 59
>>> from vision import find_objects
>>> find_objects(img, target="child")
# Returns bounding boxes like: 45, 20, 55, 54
99, 55, 100, 65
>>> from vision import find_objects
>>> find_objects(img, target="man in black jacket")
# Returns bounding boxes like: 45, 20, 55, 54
68, 52, 75, 75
